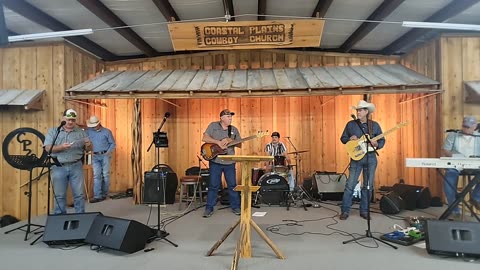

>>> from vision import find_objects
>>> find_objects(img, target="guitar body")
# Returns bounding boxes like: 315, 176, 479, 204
345, 135, 369, 161
201, 143, 227, 160
344, 122, 408, 161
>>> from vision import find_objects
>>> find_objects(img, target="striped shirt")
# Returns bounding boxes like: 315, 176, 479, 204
265, 142, 287, 156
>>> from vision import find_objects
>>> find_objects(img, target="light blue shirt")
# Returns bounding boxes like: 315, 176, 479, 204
44, 126, 88, 163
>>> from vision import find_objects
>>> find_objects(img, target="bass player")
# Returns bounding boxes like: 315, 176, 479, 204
339, 100, 385, 220
201, 109, 241, 218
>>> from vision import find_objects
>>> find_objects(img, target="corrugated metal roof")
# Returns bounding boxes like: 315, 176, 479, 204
464, 80, 480, 103
0, 89, 45, 110
66, 64, 440, 99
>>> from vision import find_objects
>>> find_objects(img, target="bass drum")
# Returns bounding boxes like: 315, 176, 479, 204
257, 172, 289, 205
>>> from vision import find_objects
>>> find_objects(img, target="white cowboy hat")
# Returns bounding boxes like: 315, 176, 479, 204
351, 100, 375, 113
86, 115, 100, 127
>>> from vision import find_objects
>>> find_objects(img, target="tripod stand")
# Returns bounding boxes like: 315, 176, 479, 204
146, 112, 177, 247
342, 117, 397, 249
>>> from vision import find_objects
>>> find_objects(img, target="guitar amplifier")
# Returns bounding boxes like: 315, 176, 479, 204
313, 172, 347, 201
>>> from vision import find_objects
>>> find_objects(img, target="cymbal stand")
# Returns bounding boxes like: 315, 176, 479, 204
285, 138, 307, 211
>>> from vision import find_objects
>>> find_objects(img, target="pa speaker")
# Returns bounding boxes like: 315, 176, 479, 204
43, 212, 102, 245
143, 171, 178, 204
379, 192, 405, 214
392, 184, 431, 210
85, 216, 154, 254
425, 220, 480, 258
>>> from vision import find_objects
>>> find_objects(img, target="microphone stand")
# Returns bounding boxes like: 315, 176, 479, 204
146, 113, 177, 248
30, 124, 63, 245
342, 117, 397, 249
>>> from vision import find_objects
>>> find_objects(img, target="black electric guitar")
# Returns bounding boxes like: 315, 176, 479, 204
200, 131, 268, 160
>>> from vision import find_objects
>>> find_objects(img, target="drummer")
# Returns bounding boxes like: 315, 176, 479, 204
264, 131, 294, 190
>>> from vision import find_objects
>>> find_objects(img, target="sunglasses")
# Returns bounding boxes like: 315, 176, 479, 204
65, 112, 77, 118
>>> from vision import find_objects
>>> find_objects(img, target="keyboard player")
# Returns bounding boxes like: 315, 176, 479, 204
442, 116, 480, 218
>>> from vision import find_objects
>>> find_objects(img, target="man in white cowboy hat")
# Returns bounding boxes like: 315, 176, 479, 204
86, 115, 116, 203
339, 100, 385, 220
442, 116, 480, 219
43, 109, 93, 214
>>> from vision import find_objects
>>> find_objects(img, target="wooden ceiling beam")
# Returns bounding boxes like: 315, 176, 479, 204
340, 0, 405, 52
311, 0, 333, 17
77, 0, 158, 57
223, 0, 235, 21
382, 0, 480, 55
3, 0, 117, 60
258, 0, 266, 21
151, 0, 180, 22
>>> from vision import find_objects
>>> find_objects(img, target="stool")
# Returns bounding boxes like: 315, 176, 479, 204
179, 176, 203, 210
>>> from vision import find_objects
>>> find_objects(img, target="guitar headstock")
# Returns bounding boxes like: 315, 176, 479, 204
399, 121, 409, 127
256, 130, 269, 138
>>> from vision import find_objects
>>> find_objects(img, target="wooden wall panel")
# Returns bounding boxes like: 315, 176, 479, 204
0, 43, 102, 219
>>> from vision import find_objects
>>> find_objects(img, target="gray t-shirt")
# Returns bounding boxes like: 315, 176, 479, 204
44, 126, 89, 163
205, 121, 241, 164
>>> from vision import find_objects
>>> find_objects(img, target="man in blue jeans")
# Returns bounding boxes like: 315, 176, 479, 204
86, 115, 116, 203
202, 109, 241, 218
43, 109, 93, 214
339, 100, 384, 220
442, 116, 480, 219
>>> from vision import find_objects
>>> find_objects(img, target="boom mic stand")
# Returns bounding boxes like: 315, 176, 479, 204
146, 112, 178, 247
342, 116, 397, 249
285, 137, 308, 211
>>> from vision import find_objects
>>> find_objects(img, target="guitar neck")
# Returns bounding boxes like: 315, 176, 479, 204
228, 135, 258, 146
370, 125, 404, 142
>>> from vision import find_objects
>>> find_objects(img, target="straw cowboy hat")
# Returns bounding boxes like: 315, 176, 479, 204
86, 116, 101, 127
351, 100, 375, 113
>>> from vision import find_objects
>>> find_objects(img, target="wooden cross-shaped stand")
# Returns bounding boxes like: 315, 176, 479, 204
206, 155, 285, 270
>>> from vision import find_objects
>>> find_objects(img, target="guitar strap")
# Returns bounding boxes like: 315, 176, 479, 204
367, 118, 373, 137
228, 125, 233, 139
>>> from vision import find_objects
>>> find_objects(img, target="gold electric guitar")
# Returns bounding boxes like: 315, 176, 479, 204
201, 131, 268, 160
345, 122, 408, 160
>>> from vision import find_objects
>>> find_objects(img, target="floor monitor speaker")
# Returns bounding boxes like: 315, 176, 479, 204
426, 220, 480, 258
379, 192, 405, 214
42, 212, 102, 246
85, 215, 154, 254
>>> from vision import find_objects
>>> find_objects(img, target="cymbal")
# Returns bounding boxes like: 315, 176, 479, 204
287, 150, 309, 155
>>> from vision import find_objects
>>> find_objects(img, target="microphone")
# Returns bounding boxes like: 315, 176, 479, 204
164, 112, 171, 118
57, 120, 66, 131
446, 129, 460, 133
351, 114, 357, 120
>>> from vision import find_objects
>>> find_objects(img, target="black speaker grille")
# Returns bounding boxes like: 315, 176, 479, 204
143, 171, 178, 204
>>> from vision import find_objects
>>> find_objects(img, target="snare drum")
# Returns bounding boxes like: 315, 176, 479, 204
251, 168, 265, 186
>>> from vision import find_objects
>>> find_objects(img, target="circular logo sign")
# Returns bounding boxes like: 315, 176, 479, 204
2, 128, 47, 170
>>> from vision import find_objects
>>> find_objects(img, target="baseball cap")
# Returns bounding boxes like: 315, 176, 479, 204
463, 116, 477, 128
271, 131, 280, 138
64, 109, 77, 119
220, 109, 235, 117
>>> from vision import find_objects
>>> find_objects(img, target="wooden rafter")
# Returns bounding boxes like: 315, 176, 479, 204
382, 0, 480, 55
258, 0, 266, 21
77, 0, 158, 57
223, 0, 235, 21
151, 0, 180, 22
340, 0, 405, 52
311, 0, 333, 18
3, 0, 117, 60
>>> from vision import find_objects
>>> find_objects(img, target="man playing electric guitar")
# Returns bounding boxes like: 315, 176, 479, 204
202, 109, 242, 218
339, 100, 385, 221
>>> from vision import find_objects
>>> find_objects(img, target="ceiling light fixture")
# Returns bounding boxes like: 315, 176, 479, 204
402, 21, 480, 31
8, 29, 94, 43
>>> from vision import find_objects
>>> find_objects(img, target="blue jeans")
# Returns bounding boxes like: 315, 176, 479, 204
341, 153, 377, 214
51, 161, 85, 214
93, 154, 112, 199
444, 169, 480, 214
206, 162, 240, 211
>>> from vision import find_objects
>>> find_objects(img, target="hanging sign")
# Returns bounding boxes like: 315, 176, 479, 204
168, 19, 324, 51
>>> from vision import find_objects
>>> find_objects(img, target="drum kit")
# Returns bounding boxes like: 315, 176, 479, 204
252, 150, 309, 207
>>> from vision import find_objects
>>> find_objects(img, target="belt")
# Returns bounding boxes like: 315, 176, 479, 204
93, 151, 108, 155
60, 159, 82, 166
